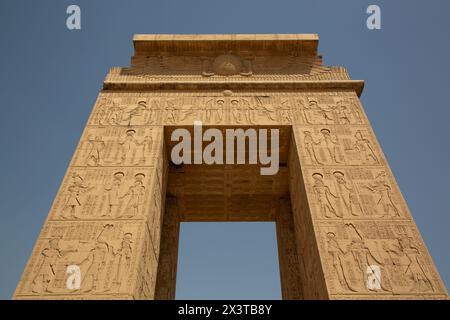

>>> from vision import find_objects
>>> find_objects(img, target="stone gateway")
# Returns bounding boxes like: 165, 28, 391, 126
14, 34, 448, 300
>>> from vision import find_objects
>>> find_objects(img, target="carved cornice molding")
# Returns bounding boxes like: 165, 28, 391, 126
103, 34, 363, 95
103, 67, 364, 96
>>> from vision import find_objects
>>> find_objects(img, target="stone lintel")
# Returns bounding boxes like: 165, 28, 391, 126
103, 79, 365, 97
133, 33, 319, 56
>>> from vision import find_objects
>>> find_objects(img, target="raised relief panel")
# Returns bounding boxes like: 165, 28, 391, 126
48, 167, 158, 221
303, 167, 407, 220
73, 127, 161, 167
161, 96, 219, 125
317, 221, 446, 296
298, 95, 364, 125
15, 221, 145, 298
294, 126, 382, 166
89, 96, 162, 126
227, 96, 293, 125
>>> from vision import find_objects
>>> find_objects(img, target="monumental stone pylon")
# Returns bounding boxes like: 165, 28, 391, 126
14, 34, 448, 300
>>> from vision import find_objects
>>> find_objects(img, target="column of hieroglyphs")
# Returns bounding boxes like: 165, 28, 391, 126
13, 91, 168, 299
289, 90, 448, 299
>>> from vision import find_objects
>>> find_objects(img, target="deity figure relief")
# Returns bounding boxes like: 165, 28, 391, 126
122, 100, 148, 126
303, 131, 322, 165
146, 99, 159, 124
317, 128, 342, 164
85, 135, 106, 166
118, 173, 146, 218
365, 171, 400, 218
102, 171, 125, 218
279, 99, 292, 123
92, 97, 110, 125
79, 224, 113, 293
256, 97, 277, 122
165, 100, 177, 124
326, 232, 356, 291
326, 224, 392, 293
61, 173, 93, 219
312, 173, 341, 218
333, 171, 363, 217
140, 134, 153, 163
345, 224, 392, 292
316, 101, 334, 124
231, 98, 253, 124
383, 236, 434, 292
352, 130, 378, 164
302, 98, 318, 124
117, 129, 151, 165
31, 238, 76, 293
334, 100, 351, 124
205, 98, 224, 123
106, 100, 125, 125
350, 100, 363, 123
110, 233, 133, 291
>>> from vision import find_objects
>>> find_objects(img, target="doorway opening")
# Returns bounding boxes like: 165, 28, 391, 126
175, 222, 281, 300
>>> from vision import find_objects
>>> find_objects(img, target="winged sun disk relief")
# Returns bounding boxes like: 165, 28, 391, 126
127, 54, 333, 78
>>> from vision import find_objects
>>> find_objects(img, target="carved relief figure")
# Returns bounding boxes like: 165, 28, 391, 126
383, 236, 434, 292
317, 102, 334, 124
106, 100, 125, 125
324, 223, 393, 293
85, 135, 106, 166
318, 128, 342, 164
352, 130, 378, 164
78, 128, 155, 167
365, 171, 400, 218
333, 171, 363, 217
122, 100, 148, 126
102, 171, 125, 218
256, 97, 277, 122
119, 173, 146, 218
231, 98, 253, 124
278, 98, 292, 124
146, 99, 159, 124
140, 134, 153, 163
334, 100, 351, 124
312, 173, 341, 218
302, 98, 317, 124
326, 232, 356, 292
61, 173, 93, 219
92, 98, 157, 126
31, 238, 74, 293
79, 224, 113, 293
118, 129, 140, 165
205, 98, 224, 123
350, 100, 363, 123
92, 97, 110, 125
303, 131, 322, 165
345, 224, 391, 292
165, 99, 177, 124
110, 233, 133, 291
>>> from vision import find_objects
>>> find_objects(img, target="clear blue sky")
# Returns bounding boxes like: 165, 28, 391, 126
0, 0, 449, 299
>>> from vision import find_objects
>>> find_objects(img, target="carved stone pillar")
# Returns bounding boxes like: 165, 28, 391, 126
289, 92, 448, 298
275, 199, 304, 299
13, 100, 168, 299
154, 197, 180, 300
